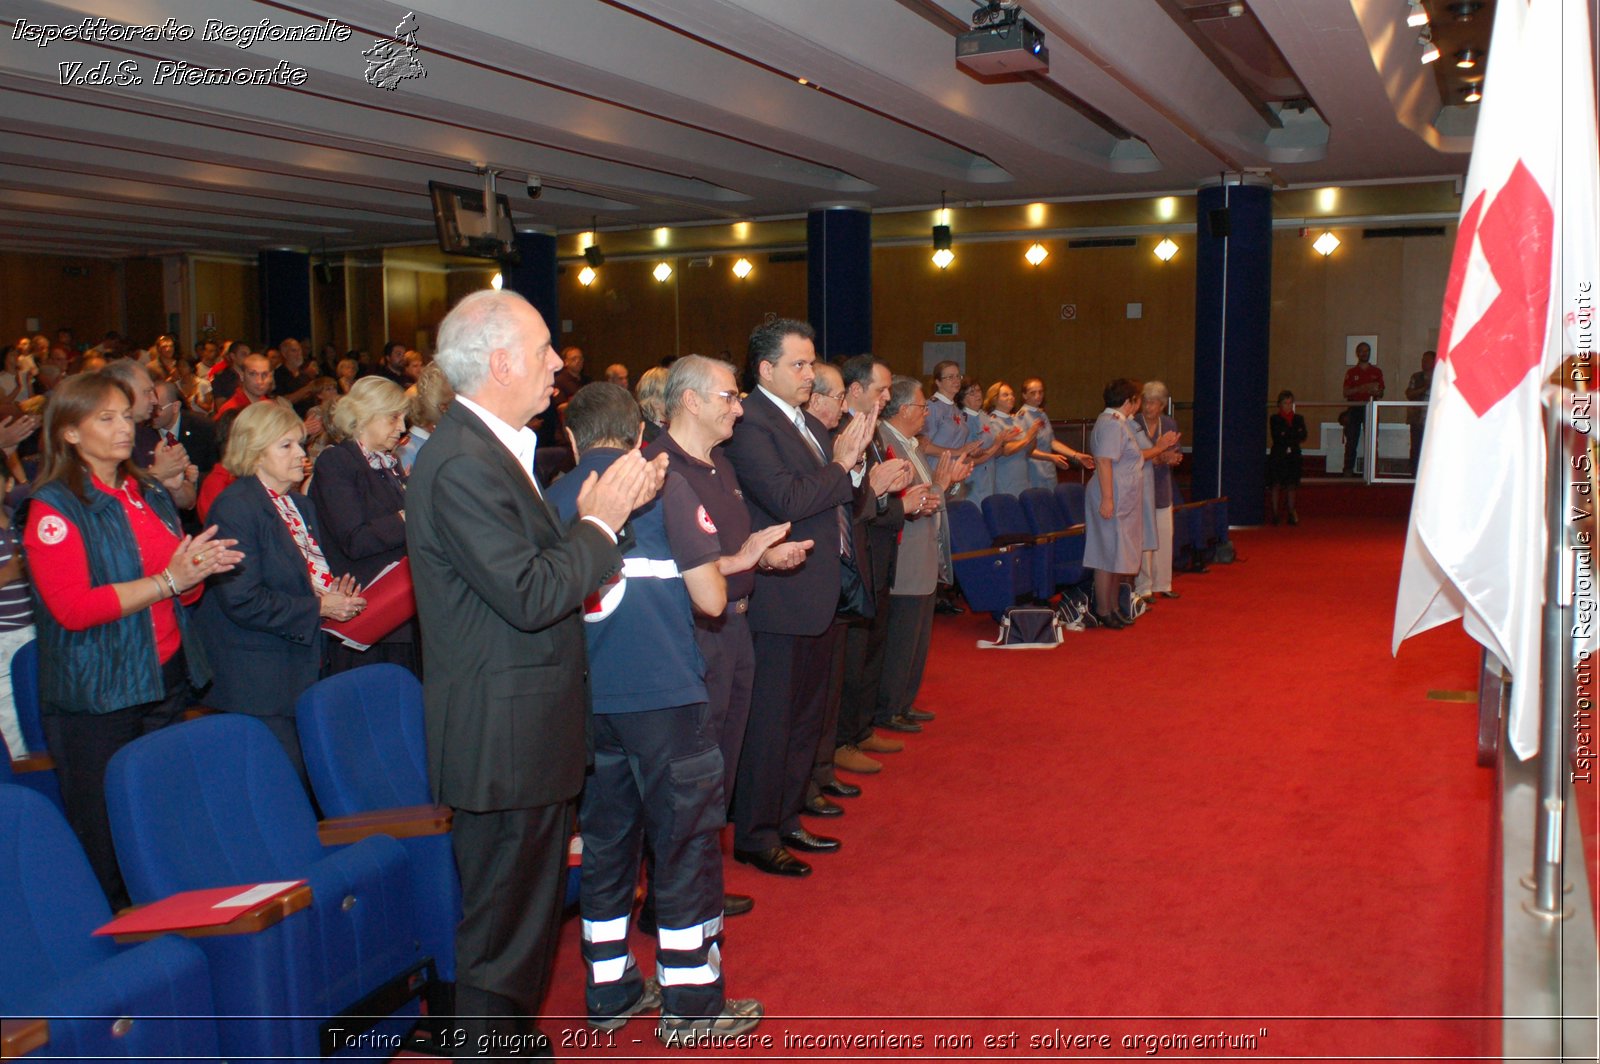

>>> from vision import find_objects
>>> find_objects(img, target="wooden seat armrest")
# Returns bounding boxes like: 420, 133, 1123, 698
1172, 501, 1209, 513
111, 884, 313, 944
1035, 525, 1086, 543
2, 1018, 48, 1058
951, 543, 1024, 562
317, 804, 453, 846
180, 705, 221, 721
9, 753, 54, 774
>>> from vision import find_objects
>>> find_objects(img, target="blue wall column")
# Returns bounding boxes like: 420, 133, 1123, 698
1190, 177, 1272, 525
257, 248, 310, 347
504, 228, 559, 332
806, 203, 872, 359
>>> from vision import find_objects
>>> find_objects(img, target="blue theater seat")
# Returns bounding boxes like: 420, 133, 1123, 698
296, 664, 460, 985
104, 714, 428, 1064
981, 494, 1049, 602
948, 500, 1022, 618
0, 784, 220, 1063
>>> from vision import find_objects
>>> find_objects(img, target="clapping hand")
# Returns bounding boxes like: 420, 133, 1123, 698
732, 522, 793, 572
831, 407, 876, 470
318, 573, 367, 622
869, 457, 913, 495
167, 526, 244, 591
0, 415, 40, 451
577, 450, 667, 532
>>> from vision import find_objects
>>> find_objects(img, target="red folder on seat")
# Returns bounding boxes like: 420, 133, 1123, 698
95, 880, 306, 936
322, 557, 416, 651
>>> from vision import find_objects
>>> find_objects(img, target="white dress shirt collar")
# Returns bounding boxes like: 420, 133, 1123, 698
455, 394, 539, 488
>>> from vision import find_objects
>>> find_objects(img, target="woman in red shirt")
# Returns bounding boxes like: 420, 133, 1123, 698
24, 373, 242, 908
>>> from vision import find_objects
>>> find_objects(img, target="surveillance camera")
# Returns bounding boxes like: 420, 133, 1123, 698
1227, 2, 1244, 16
526, 175, 542, 199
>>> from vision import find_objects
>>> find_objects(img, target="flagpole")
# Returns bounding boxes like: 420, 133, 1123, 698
1529, 395, 1573, 920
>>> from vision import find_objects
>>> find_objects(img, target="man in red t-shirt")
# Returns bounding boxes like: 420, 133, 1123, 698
214, 353, 275, 422
1342, 341, 1384, 476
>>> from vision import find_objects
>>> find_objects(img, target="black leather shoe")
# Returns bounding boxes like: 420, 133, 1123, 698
1158, 590, 1181, 599
724, 893, 754, 917
779, 828, 841, 853
733, 846, 811, 877
802, 794, 844, 818
820, 779, 861, 798
904, 707, 936, 722
934, 598, 965, 615
1094, 613, 1128, 630
878, 715, 923, 733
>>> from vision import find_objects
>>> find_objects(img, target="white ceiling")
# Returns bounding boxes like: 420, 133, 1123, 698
0, 0, 1479, 259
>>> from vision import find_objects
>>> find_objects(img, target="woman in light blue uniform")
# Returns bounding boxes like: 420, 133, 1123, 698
958, 378, 998, 506
981, 381, 1038, 499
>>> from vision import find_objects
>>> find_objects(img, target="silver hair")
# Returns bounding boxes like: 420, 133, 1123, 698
433, 290, 534, 398
883, 374, 923, 418
664, 354, 736, 418
1141, 379, 1170, 401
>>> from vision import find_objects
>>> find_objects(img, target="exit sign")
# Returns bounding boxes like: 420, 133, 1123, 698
934, 322, 958, 336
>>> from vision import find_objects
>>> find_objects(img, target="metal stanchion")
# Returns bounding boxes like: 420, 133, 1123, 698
1526, 398, 1574, 920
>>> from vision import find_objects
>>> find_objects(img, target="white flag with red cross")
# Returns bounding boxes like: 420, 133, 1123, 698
1393, 0, 1599, 759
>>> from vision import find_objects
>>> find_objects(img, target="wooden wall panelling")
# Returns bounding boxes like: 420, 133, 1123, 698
123, 258, 165, 345
0, 252, 121, 342
191, 259, 259, 347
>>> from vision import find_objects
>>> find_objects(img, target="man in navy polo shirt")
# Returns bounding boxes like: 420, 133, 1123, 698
548, 382, 763, 1043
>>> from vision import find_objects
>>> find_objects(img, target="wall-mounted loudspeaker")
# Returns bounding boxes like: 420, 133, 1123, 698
1206, 208, 1231, 239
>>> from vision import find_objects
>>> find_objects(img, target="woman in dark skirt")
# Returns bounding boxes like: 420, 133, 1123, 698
1267, 389, 1307, 525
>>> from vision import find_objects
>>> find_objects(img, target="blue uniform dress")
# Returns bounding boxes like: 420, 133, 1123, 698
1021, 404, 1060, 490
988, 410, 1032, 497
1082, 409, 1144, 574
923, 392, 967, 453
961, 406, 996, 506
546, 447, 729, 1023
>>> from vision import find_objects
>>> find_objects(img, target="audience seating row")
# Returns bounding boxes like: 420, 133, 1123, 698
948, 483, 1231, 617
0, 664, 468, 1063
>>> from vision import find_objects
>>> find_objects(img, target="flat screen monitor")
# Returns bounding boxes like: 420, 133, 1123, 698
429, 180, 515, 258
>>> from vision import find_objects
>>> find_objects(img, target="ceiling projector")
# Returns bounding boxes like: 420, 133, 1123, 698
956, 7, 1048, 76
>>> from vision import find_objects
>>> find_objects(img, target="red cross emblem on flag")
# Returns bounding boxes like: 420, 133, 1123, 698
1437, 161, 1554, 417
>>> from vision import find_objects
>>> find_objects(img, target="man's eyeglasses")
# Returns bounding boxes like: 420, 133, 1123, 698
905, 402, 929, 410
705, 389, 741, 402
810, 391, 842, 405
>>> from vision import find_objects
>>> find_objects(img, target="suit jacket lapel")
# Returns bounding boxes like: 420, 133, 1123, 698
442, 403, 561, 528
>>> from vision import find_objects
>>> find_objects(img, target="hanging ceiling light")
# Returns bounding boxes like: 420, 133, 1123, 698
1313, 231, 1341, 257
577, 265, 597, 286
732, 257, 753, 279
1406, 0, 1429, 28
1153, 238, 1179, 262
653, 261, 673, 283
1454, 47, 1480, 68
931, 191, 954, 269
1024, 243, 1048, 266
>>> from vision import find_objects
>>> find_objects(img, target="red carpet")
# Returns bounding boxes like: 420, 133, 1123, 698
517, 501, 1494, 1059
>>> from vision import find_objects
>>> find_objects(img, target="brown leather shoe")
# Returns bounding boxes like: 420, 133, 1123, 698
833, 744, 882, 775
857, 733, 904, 754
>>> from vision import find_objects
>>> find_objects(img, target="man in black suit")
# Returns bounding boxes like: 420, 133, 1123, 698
150, 380, 219, 480
722, 319, 875, 877
408, 289, 664, 1055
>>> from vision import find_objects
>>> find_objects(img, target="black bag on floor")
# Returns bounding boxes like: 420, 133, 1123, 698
978, 607, 1064, 649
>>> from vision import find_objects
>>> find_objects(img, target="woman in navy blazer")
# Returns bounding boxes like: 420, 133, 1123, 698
309, 376, 418, 676
198, 401, 365, 782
